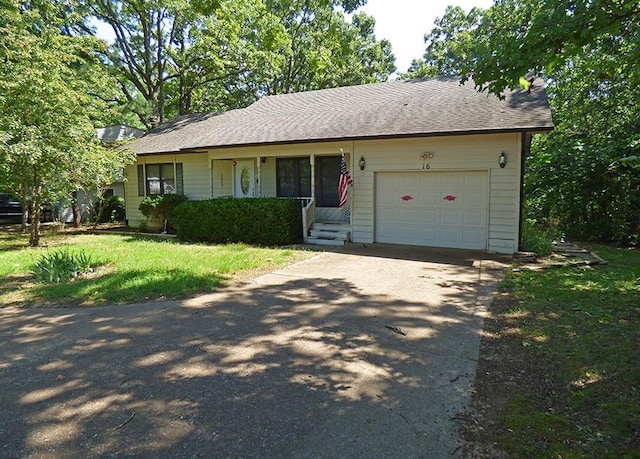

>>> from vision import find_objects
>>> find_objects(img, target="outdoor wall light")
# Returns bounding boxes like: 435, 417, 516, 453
420, 151, 434, 160
359, 156, 366, 171
499, 152, 507, 168
261, 157, 267, 163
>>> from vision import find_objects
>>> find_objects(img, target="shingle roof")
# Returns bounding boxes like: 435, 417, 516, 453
130, 76, 553, 155
96, 125, 144, 142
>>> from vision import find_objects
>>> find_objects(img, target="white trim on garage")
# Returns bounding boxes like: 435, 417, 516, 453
374, 170, 489, 250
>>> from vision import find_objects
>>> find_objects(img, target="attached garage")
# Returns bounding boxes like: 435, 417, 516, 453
375, 171, 488, 250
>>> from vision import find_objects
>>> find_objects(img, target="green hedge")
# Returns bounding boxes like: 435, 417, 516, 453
171, 198, 303, 245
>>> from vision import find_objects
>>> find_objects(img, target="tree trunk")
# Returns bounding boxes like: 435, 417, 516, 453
71, 191, 81, 228
20, 182, 29, 234
29, 181, 42, 247
29, 203, 42, 247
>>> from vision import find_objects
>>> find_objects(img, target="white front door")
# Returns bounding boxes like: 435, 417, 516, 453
234, 160, 255, 198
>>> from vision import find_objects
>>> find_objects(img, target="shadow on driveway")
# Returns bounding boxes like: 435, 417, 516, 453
0, 245, 509, 457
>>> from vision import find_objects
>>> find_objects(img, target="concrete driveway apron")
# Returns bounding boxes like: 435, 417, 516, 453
0, 244, 509, 458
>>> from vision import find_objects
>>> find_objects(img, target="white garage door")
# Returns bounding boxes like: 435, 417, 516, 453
375, 171, 488, 249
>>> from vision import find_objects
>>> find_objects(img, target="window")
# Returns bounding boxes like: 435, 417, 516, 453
137, 163, 183, 196
276, 157, 311, 197
315, 156, 341, 207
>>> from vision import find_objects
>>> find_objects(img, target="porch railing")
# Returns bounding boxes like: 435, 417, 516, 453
300, 197, 315, 239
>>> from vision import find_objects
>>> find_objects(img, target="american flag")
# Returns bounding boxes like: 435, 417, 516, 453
338, 152, 353, 208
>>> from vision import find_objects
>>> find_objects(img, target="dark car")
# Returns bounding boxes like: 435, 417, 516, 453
0, 193, 23, 223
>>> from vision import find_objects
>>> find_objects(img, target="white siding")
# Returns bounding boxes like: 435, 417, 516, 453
260, 158, 277, 197
181, 154, 211, 199
212, 159, 233, 198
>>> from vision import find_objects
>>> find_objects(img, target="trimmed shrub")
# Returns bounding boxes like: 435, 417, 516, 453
139, 194, 188, 232
139, 194, 188, 221
171, 198, 303, 246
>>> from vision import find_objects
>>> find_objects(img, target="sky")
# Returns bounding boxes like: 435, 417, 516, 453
359, 0, 494, 73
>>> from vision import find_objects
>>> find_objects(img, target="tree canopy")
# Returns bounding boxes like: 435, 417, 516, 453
87, 0, 395, 128
402, 5, 484, 79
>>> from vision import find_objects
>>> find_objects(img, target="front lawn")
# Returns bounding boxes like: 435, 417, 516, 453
0, 230, 312, 307
465, 245, 640, 458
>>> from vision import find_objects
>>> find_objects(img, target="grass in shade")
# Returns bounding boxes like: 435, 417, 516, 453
465, 244, 640, 458
0, 230, 312, 307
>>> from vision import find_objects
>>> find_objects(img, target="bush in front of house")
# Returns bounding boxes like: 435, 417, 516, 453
171, 198, 303, 246
95, 195, 126, 223
139, 194, 188, 231
520, 218, 553, 255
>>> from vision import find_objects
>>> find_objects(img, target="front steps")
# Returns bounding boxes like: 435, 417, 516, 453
304, 221, 350, 246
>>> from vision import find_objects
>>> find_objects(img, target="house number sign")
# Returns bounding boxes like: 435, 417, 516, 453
422, 163, 431, 169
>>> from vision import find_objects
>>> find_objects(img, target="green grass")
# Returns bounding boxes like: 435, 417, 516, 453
488, 245, 640, 457
0, 230, 311, 307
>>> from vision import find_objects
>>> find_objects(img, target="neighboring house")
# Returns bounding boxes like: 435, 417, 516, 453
96, 125, 145, 198
58, 125, 144, 223
124, 76, 553, 254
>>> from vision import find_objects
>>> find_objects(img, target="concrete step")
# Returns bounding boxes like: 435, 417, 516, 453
309, 229, 350, 239
304, 236, 346, 246
311, 222, 350, 232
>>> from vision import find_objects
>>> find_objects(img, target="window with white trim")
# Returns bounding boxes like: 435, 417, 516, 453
137, 163, 183, 196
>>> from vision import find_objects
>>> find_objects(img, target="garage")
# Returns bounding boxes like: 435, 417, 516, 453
375, 171, 489, 250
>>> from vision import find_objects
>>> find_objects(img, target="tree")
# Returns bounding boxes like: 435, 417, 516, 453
87, 0, 395, 125
169, 0, 289, 114
0, 0, 135, 246
463, 0, 640, 95
523, 43, 640, 241
88, 0, 201, 127
87, 0, 290, 126
402, 5, 484, 79
260, 0, 395, 95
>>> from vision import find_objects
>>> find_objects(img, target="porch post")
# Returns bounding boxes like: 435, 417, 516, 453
257, 157, 262, 197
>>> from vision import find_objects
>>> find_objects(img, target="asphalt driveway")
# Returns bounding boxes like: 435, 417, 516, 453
0, 244, 509, 458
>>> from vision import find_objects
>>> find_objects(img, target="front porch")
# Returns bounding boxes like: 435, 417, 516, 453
211, 149, 353, 245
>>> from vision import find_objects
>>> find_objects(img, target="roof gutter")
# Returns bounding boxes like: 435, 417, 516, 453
135, 126, 554, 155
